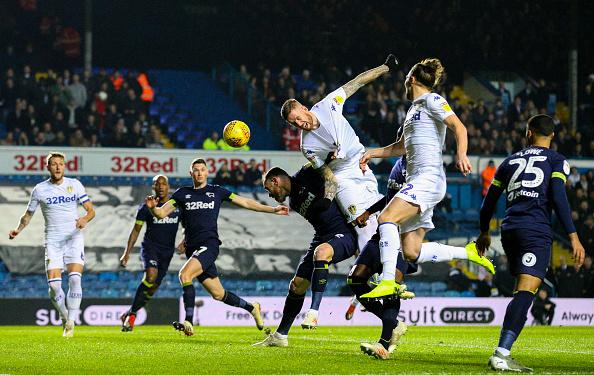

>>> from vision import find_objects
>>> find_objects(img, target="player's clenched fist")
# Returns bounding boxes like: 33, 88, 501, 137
145, 195, 159, 209
8, 229, 19, 239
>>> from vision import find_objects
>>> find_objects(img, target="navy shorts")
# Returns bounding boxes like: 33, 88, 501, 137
188, 239, 221, 283
354, 233, 418, 276
295, 231, 357, 281
501, 229, 551, 279
140, 244, 174, 284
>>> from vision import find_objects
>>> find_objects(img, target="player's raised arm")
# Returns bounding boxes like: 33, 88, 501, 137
359, 138, 405, 172
230, 194, 288, 215
340, 54, 397, 99
75, 200, 95, 229
120, 221, 143, 268
8, 210, 34, 239
444, 115, 472, 176
146, 195, 176, 219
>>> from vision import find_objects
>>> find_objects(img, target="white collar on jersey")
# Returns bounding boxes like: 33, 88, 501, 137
412, 92, 431, 105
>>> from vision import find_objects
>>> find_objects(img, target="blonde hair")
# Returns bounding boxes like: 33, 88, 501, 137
412, 58, 445, 89
46, 151, 66, 167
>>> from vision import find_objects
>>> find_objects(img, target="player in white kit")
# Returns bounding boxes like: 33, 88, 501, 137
9, 152, 95, 337
280, 54, 400, 252
359, 58, 490, 298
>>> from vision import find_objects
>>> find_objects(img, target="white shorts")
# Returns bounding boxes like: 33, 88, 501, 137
335, 167, 383, 223
45, 235, 85, 271
395, 172, 446, 234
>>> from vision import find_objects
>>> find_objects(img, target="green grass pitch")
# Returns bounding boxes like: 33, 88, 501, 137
1, 326, 593, 374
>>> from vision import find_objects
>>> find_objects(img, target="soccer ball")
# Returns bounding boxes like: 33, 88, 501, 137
223, 120, 250, 148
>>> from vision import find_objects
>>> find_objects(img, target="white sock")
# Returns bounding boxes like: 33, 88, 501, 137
496, 347, 510, 357
378, 222, 400, 281
354, 214, 379, 252
415, 242, 468, 264
67, 272, 83, 322
47, 278, 68, 321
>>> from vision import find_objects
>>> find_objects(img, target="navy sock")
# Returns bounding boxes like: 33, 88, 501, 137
182, 282, 195, 323
498, 290, 535, 351
348, 277, 383, 319
277, 291, 305, 335
131, 279, 153, 313
310, 260, 330, 311
379, 297, 401, 349
222, 291, 254, 313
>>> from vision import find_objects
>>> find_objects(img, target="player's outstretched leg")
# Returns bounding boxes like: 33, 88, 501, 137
202, 277, 263, 330
414, 242, 495, 274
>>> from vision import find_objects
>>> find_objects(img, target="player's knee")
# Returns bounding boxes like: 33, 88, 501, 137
210, 289, 225, 301
145, 273, 158, 285
313, 244, 333, 261
289, 278, 308, 295
403, 246, 421, 262
348, 264, 370, 280
178, 270, 192, 284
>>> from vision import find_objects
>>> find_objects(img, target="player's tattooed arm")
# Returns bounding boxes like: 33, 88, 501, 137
8, 210, 34, 239
341, 65, 389, 99
317, 164, 338, 201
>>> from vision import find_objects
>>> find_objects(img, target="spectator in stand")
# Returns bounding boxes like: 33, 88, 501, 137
447, 261, 472, 293
568, 167, 581, 187
282, 126, 300, 151
555, 256, 577, 297
497, 81, 512, 111
106, 118, 129, 147
146, 124, 164, 148
69, 128, 88, 147
578, 256, 594, 297
67, 73, 87, 108
243, 159, 262, 199
530, 289, 555, 325
0, 131, 15, 145
481, 160, 497, 198
213, 164, 235, 189
203, 131, 223, 150
579, 216, 594, 257
232, 161, 246, 189
128, 121, 146, 148
493, 255, 515, 297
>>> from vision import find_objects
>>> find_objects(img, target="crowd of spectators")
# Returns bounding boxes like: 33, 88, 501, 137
212, 158, 263, 197
447, 253, 594, 299
565, 168, 594, 258
235, 61, 594, 160
0, 62, 167, 148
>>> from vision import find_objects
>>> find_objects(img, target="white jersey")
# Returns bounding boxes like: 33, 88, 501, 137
27, 177, 90, 242
402, 93, 453, 177
301, 87, 365, 175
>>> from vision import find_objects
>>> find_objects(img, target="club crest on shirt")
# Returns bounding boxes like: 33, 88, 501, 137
333, 96, 344, 105
348, 204, 357, 215
67, 186, 73, 193
206, 192, 215, 198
